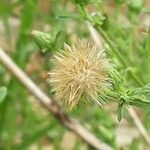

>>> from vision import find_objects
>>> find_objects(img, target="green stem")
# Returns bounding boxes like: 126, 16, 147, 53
78, 6, 144, 86
94, 25, 127, 67
96, 26, 143, 86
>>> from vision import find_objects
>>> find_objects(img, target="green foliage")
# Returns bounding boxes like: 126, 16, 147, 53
73, 0, 90, 6
31, 29, 62, 53
114, 0, 125, 5
127, 0, 143, 13
0, 0, 150, 149
117, 100, 125, 122
0, 87, 7, 104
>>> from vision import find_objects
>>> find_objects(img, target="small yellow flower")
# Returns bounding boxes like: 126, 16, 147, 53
48, 42, 111, 109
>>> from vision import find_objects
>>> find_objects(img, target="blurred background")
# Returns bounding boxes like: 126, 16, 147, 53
0, 0, 150, 149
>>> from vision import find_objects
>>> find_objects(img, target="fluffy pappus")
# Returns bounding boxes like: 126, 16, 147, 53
48, 42, 111, 109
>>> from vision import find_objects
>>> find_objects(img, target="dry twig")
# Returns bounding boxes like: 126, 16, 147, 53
0, 48, 112, 150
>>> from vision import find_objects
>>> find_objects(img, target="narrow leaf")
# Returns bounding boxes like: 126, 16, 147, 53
128, 97, 150, 109
0, 87, 7, 104
30, 30, 52, 53
117, 100, 124, 121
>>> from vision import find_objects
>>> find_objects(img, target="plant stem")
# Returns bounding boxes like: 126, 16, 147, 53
87, 24, 150, 145
94, 25, 143, 86
79, 5, 144, 86
94, 25, 127, 67
0, 48, 112, 150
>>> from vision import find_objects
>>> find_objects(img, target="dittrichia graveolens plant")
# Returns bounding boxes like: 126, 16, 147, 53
31, 30, 150, 120
48, 42, 111, 109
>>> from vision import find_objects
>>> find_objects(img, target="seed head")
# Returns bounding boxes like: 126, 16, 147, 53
48, 42, 111, 109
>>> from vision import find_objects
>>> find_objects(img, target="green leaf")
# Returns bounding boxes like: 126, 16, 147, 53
114, 0, 125, 5
30, 30, 52, 52
131, 84, 150, 97
127, 0, 143, 13
99, 125, 114, 141
91, 12, 105, 26
128, 97, 150, 109
73, 0, 90, 6
117, 100, 124, 121
0, 87, 7, 104
31, 29, 62, 53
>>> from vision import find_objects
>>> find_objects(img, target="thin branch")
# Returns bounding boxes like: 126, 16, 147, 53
87, 24, 150, 145
0, 48, 112, 150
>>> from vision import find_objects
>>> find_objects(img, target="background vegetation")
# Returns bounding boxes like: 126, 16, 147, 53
0, 0, 150, 149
